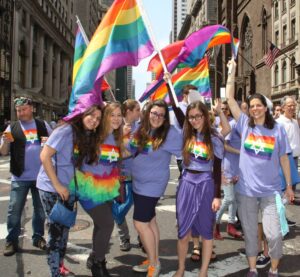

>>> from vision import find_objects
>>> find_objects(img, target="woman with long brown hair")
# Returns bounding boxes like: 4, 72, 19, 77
173, 101, 223, 277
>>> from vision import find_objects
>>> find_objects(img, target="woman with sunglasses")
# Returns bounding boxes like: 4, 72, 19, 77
129, 100, 182, 277
225, 58, 294, 277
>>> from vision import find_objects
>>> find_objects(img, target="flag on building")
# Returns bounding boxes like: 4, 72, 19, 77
72, 0, 154, 106
264, 42, 280, 68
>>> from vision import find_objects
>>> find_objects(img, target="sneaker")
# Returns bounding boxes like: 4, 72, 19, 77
59, 263, 75, 276
147, 263, 161, 277
239, 249, 246, 257
268, 270, 279, 277
86, 252, 95, 269
246, 271, 258, 277
133, 260, 150, 273
120, 239, 131, 252
287, 219, 296, 227
256, 253, 271, 268
3, 241, 18, 256
32, 236, 47, 250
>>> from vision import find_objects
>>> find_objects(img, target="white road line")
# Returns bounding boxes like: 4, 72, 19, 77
0, 223, 8, 239
0, 195, 31, 202
0, 178, 10, 184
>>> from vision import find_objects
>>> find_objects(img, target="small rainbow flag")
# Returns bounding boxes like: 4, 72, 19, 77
244, 133, 275, 160
149, 57, 211, 102
72, 0, 154, 104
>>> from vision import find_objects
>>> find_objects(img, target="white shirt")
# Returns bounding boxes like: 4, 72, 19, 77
277, 115, 300, 157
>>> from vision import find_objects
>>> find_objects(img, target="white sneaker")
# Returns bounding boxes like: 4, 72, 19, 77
133, 259, 149, 273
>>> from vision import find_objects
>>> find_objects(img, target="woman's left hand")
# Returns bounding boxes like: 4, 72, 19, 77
285, 186, 295, 204
212, 198, 221, 212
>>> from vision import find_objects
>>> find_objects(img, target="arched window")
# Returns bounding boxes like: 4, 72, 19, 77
261, 8, 268, 54
274, 64, 279, 86
241, 15, 253, 74
18, 40, 26, 88
274, 2, 279, 20
282, 61, 287, 83
290, 56, 296, 80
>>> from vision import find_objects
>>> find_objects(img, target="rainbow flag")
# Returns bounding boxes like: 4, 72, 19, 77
149, 57, 211, 102
72, 0, 154, 104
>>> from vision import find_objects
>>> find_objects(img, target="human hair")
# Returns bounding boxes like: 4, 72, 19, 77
68, 105, 102, 168
121, 99, 139, 117
182, 101, 216, 165
247, 93, 275, 129
280, 95, 295, 107
136, 100, 170, 151
182, 84, 197, 96
99, 102, 124, 156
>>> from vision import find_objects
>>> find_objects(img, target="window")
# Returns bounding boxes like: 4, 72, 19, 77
282, 0, 287, 12
21, 10, 26, 27
274, 2, 279, 20
282, 61, 287, 83
282, 25, 287, 46
32, 50, 39, 88
275, 31, 279, 46
18, 40, 26, 88
291, 19, 296, 41
290, 56, 296, 80
274, 64, 279, 86
290, 0, 295, 6
262, 8, 268, 54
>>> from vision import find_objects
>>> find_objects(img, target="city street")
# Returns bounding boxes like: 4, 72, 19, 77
0, 155, 300, 277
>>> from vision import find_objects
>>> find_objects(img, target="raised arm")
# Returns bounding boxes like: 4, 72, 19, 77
212, 98, 231, 137
226, 58, 241, 121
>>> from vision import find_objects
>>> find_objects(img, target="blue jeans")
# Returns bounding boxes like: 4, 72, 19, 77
6, 181, 45, 243
216, 183, 237, 224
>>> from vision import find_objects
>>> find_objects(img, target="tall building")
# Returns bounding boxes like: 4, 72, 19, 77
172, 0, 187, 42
0, 0, 13, 124
127, 66, 133, 99
218, 0, 273, 101
270, 0, 300, 103
11, 0, 76, 121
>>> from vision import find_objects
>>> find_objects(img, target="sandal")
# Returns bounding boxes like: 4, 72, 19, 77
190, 246, 201, 262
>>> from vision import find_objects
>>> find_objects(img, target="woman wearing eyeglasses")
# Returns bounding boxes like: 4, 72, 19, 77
128, 100, 182, 277
225, 58, 294, 277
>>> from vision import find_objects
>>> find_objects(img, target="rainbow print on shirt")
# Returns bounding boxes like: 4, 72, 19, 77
99, 144, 120, 164
129, 136, 153, 155
24, 129, 39, 145
244, 133, 275, 160
189, 140, 209, 162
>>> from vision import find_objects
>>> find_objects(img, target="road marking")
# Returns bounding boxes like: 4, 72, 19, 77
0, 195, 31, 202
66, 242, 91, 262
0, 178, 10, 184
161, 255, 248, 277
0, 223, 8, 239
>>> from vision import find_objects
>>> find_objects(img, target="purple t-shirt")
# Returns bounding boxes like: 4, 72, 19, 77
130, 126, 182, 197
183, 132, 224, 172
5, 120, 52, 181
223, 118, 241, 179
235, 113, 290, 197
36, 124, 74, 192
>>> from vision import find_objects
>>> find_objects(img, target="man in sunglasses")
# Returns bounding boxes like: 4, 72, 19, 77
0, 96, 52, 256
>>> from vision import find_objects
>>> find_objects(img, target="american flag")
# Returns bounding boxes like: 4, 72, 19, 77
264, 43, 280, 68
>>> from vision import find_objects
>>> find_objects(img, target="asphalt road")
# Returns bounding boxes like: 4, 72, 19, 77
0, 156, 299, 277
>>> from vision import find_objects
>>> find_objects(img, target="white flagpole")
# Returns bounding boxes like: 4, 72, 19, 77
76, 15, 116, 101
136, 0, 179, 107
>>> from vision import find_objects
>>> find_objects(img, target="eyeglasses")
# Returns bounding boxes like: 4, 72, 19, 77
14, 97, 32, 106
188, 114, 204, 121
150, 111, 165, 119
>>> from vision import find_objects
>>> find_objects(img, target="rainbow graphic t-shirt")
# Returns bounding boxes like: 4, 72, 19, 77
244, 133, 275, 160
129, 136, 153, 155
99, 144, 120, 164
24, 129, 39, 146
189, 140, 209, 163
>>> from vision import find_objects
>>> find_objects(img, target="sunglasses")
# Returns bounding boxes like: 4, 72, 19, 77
14, 97, 33, 106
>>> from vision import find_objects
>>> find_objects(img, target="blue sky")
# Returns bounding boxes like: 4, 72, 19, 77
133, 0, 172, 100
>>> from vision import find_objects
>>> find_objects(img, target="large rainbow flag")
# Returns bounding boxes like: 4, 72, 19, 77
72, 0, 154, 105
150, 57, 211, 102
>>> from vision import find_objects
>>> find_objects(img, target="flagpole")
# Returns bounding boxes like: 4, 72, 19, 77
76, 15, 116, 101
136, 0, 179, 107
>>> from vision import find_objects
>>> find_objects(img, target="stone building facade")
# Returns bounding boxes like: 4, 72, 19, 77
11, 0, 76, 121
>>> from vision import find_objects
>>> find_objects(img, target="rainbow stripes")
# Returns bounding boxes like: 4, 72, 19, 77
99, 144, 120, 164
130, 136, 153, 155
244, 133, 275, 160
69, 168, 120, 210
150, 57, 211, 102
72, 0, 154, 102
24, 129, 39, 145
189, 141, 209, 162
